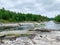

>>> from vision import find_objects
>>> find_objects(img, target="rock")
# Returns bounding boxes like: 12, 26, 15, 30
0, 35, 6, 39
28, 34, 36, 39
34, 29, 51, 32
56, 36, 60, 41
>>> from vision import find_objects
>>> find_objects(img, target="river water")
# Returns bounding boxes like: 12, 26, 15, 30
0, 21, 60, 31
14, 21, 60, 30
43, 21, 60, 30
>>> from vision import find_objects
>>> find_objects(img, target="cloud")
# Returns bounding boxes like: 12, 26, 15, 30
0, 0, 60, 17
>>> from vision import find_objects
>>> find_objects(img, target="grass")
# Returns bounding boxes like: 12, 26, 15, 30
0, 19, 9, 23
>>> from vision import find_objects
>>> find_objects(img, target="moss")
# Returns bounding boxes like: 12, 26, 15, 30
29, 30, 33, 31
5, 34, 31, 37
20, 34, 30, 37
6, 34, 21, 37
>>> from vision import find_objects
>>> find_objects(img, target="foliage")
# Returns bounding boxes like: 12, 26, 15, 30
0, 8, 49, 22
55, 15, 60, 22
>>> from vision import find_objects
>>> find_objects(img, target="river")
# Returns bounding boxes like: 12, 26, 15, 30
42, 21, 60, 30
19, 21, 60, 30
0, 21, 60, 45
0, 21, 60, 31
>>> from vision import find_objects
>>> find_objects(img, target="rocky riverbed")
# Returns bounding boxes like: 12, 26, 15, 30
0, 30, 60, 45
0, 21, 60, 45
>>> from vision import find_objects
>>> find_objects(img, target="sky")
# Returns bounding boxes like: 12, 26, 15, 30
0, 0, 60, 18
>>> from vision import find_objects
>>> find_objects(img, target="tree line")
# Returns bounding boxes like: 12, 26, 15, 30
54, 15, 60, 22
0, 8, 50, 23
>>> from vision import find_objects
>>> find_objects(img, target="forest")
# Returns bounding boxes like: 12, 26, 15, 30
54, 15, 60, 22
0, 8, 60, 23
0, 8, 49, 23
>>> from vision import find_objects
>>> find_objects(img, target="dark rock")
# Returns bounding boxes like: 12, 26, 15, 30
28, 34, 36, 39
0, 35, 6, 38
34, 29, 51, 32
56, 36, 60, 41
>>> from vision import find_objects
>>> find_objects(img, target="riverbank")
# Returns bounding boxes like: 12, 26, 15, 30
0, 22, 40, 31
0, 21, 40, 27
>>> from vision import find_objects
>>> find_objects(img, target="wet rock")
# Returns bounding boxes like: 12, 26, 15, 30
0, 35, 6, 38
56, 36, 60, 41
34, 29, 51, 32
24, 42, 32, 45
28, 34, 36, 39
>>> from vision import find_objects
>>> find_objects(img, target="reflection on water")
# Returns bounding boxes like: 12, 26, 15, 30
44, 21, 60, 30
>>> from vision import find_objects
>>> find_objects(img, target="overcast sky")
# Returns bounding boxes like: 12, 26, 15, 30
0, 0, 60, 18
